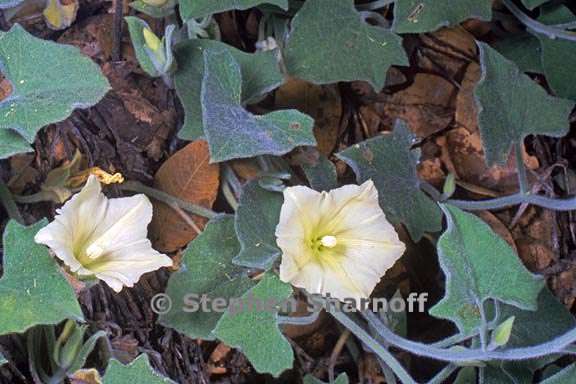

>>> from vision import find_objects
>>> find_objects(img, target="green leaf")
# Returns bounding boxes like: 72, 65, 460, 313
429, 205, 544, 335
0, 129, 31, 159
520, 0, 548, 10
174, 39, 284, 140
303, 373, 349, 384
201, 49, 315, 162
540, 364, 576, 384
474, 42, 574, 165
179, 0, 288, 20
493, 34, 543, 74
284, 0, 407, 90
104, 354, 175, 383
0, 24, 110, 143
453, 367, 476, 384
233, 181, 283, 270
302, 153, 338, 192
159, 216, 255, 340
485, 289, 576, 382
0, 220, 83, 336
392, 0, 492, 33
336, 120, 442, 241
125, 17, 160, 77
498, 288, 575, 349
214, 273, 294, 377
536, 36, 576, 101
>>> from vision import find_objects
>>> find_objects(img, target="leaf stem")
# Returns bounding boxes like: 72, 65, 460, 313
119, 181, 218, 219
502, 0, 576, 42
0, 179, 24, 224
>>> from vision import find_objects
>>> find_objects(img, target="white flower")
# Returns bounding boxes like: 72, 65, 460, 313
275, 180, 405, 305
35, 175, 173, 292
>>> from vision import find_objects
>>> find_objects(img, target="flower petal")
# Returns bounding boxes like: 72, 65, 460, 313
35, 175, 107, 271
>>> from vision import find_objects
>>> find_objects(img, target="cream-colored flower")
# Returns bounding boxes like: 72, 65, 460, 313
35, 175, 173, 292
276, 180, 405, 305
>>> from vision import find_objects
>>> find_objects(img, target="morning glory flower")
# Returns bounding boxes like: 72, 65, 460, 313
275, 180, 405, 305
35, 175, 173, 292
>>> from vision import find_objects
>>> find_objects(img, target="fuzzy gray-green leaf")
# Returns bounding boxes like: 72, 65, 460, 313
430, 205, 544, 335
0, 220, 83, 336
0, 24, 109, 143
474, 42, 574, 165
284, 0, 407, 90
179, 0, 287, 20
393, 0, 492, 33
214, 273, 294, 377
104, 354, 175, 383
201, 49, 315, 162
174, 40, 284, 140
336, 120, 442, 241
233, 181, 283, 270
160, 216, 255, 340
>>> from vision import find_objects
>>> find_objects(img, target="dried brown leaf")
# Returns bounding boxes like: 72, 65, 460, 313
149, 141, 219, 253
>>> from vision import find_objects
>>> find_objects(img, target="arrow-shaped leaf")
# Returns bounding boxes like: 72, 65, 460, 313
201, 49, 315, 162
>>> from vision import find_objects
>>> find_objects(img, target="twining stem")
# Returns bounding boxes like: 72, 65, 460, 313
363, 311, 576, 362
427, 364, 458, 384
515, 143, 529, 195
0, 179, 24, 224
502, 0, 576, 42
446, 193, 576, 211
331, 311, 417, 384
119, 181, 218, 219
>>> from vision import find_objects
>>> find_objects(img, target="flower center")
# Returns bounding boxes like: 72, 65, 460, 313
86, 243, 104, 259
320, 235, 338, 248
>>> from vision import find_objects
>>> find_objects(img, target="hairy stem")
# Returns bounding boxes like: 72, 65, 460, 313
502, 0, 576, 42
331, 311, 417, 384
515, 143, 529, 195
363, 311, 576, 363
119, 181, 218, 219
0, 180, 24, 224
427, 364, 458, 384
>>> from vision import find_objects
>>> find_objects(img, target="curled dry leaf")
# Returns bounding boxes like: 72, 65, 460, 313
275, 77, 342, 156
445, 62, 539, 194
417, 26, 478, 80
149, 141, 220, 253
70, 368, 102, 384
512, 207, 556, 273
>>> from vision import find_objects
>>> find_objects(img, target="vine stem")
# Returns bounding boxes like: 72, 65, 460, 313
119, 181, 218, 219
446, 193, 576, 211
515, 143, 529, 195
502, 0, 576, 42
0, 179, 23, 224
363, 311, 576, 363
427, 364, 458, 384
331, 311, 417, 384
